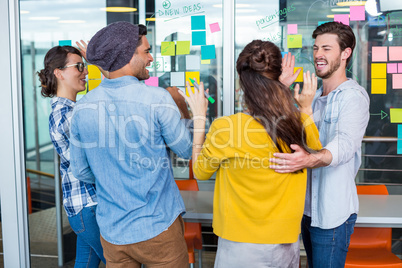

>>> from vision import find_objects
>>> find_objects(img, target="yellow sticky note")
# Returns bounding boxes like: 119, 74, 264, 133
88, 80, 102, 91
294, 67, 303, 82
371, 79, 387, 94
287, 35, 302, 49
176, 41, 190, 55
390, 108, 402, 123
201, 59, 210, 64
161, 42, 175, 56
185, 71, 200, 96
88, 65, 101, 79
371, 63, 387, 79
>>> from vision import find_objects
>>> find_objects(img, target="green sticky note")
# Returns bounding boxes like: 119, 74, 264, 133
176, 41, 190, 55
59, 40, 72, 46
192, 31, 206, 46
201, 45, 216, 60
191, 15, 206, 30
161, 42, 175, 56
287, 35, 302, 48
390, 108, 402, 123
371, 63, 387, 79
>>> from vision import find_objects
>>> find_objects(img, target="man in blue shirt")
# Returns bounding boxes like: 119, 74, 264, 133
270, 22, 370, 267
70, 22, 198, 267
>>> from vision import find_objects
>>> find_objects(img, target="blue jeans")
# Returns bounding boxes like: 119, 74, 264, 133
301, 214, 357, 268
68, 205, 106, 267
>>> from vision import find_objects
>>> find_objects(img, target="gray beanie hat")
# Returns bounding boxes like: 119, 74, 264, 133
87, 21, 139, 72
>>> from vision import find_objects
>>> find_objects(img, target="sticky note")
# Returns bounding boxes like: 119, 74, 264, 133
287, 35, 302, 49
209, 22, 221, 33
185, 71, 200, 96
371, 79, 387, 94
78, 89, 87, 95
144, 77, 159, 87
350, 6, 365, 21
201, 45, 216, 60
88, 65, 101, 79
192, 31, 206, 46
88, 80, 101, 91
392, 74, 402, 89
59, 40, 72, 46
186, 55, 201, 70
294, 67, 303, 82
288, 24, 298, 34
398, 63, 402, 73
191, 15, 206, 30
171, 72, 185, 87
201, 59, 210, 64
390, 108, 402, 123
176, 41, 190, 55
398, 125, 402, 154
371, 63, 387, 79
318, 21, 331, 26
388, 63, 398, 74
281, 52, 288, 58
161, 42, 175, 56
389, 47, 402, 61
372, 47, 388, 62
334, 14, 349, 26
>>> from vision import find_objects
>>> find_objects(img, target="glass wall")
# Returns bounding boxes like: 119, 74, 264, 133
15, 0, 402, 265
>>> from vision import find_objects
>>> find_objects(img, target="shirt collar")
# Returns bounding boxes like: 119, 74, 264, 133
50, 97, 76, 108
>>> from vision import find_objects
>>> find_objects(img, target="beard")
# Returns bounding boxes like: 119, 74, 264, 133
136, 68, 150, 81
315, 56, 341, 79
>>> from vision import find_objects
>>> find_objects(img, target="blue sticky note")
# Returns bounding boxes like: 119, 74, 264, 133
398, 125, 402, 154
318, 21, 331, 26
59, 40, 72, 46
281, 52, 288, 58
201, 45, 216, 60
191, 15, 206, 30
192, 31, 206, 46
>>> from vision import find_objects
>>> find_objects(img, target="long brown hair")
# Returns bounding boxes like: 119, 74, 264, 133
236, 40, 309, 154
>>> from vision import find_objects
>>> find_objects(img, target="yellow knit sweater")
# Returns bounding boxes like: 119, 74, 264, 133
194, 113, 322, 244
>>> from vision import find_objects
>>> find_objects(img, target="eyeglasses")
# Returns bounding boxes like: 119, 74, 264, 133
59, 62, 86, 72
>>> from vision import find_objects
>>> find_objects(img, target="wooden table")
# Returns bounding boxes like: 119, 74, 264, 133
180, 191, 402, 228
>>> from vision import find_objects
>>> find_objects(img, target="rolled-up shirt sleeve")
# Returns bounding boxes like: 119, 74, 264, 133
324, 90, 369, 167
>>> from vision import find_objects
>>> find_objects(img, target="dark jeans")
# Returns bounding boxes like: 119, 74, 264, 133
301, 213, 357, 268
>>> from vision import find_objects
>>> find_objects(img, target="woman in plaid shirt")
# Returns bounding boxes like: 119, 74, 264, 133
38, 44, 106, 267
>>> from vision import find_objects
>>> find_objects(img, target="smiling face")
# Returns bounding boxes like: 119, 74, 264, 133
58, 53, 88, 93
130, 36, 153, 81
313, 33, 344, 80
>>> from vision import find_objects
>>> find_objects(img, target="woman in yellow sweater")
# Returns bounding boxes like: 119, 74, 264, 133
180, 40, 322, 267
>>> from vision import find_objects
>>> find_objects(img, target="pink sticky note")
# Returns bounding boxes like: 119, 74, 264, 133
334, 14, 349, 26
372, 47, 388, 62
288, 24, 298, 34
350, 6, 365, 21
209, 22, 221, 33
144, 76, 158, 87
393, 74, 402, 89
398, 63, 402, 73
387, 63, 398, 73
389, 47, 402, 61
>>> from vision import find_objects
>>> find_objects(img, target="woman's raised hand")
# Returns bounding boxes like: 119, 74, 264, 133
294, 71, 317, 115
178, 79, 208, 119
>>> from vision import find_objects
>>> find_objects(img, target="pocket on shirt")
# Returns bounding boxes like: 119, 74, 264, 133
323, 102, 340, 124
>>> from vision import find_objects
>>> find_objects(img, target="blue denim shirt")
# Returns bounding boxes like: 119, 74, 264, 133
309, 79, 369, 229
70, 76, 193, 244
